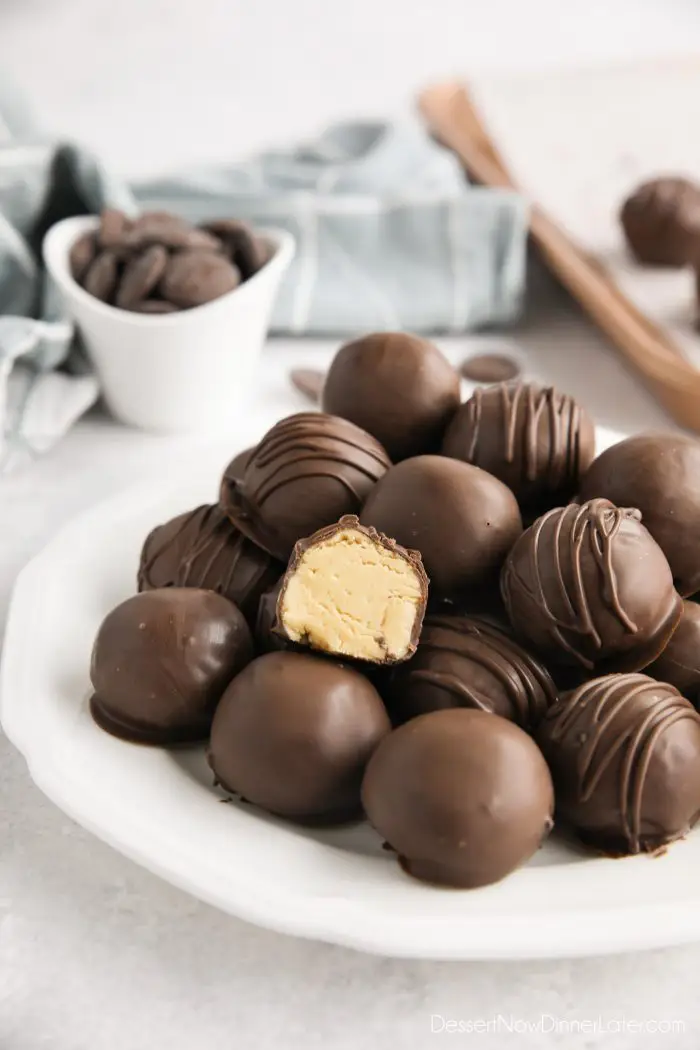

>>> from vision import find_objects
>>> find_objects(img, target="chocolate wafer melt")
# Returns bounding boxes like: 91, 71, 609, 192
276, 516, 428, 663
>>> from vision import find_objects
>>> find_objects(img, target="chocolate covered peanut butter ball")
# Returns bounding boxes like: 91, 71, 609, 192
90, 588, 253, 745
322, 332, 460, 461
138, 503, 282, 624
382, 613, 557, 730
501, 499, 682, 673
537, 674, 700, 854
361, 455, 522, 600
209, 651, 390, 823
362, 709, 554, 888
442, 381, 595, 517
579, 432, 700, 597
221, 412, 391, 561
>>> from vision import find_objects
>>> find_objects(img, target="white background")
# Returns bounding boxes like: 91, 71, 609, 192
3, 1, 700, 1048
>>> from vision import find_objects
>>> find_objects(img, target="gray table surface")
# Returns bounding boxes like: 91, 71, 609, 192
3, 1, 700, 1046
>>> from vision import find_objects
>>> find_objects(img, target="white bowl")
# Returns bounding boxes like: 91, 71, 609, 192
7, 423, 700, 961
43, 216, 295, 432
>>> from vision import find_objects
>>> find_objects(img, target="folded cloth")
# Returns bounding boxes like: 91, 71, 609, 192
0, 78, 528, 471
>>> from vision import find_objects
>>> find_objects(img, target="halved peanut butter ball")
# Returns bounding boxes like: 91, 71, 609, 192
276, 515, 428, 664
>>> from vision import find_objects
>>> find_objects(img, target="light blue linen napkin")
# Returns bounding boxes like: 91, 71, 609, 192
0, 80, 528, 471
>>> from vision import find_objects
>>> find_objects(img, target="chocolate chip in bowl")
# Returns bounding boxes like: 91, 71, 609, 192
160, 250, 241, 309
67, 208, 272, 314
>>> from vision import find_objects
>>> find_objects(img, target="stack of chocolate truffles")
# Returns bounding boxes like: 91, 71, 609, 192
90, 330, 700, 891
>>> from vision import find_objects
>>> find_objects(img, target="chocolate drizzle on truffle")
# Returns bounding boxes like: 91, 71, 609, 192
221, 412, 391, 560
138, 504, 282, 621
537, 673, 700, 854
384, 614, 557, 729
501, 498, 681, 671
441, 382, 595, 514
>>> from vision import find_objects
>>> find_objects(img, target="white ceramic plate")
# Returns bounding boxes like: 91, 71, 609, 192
5, 425, 700, 961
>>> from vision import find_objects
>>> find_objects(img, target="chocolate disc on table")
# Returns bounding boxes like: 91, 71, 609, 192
69, 232, 98, 282
90, 588, 253, 745
382, 613, 557, 730
362, 708, 554, 889
290, 368, 324, 404
276, 515, 428, 664
83, 250, 120, 302
501, 498, 682, 673
537, 673, 700, 855
459, 353, 521, 384
201, 219, 266, 278
138, 503, 283, 623
579, 433, 700, 597
116, 244, 169, 309
322, 332, 461, 461
208, 650, 391, 824
161, 250, 241, 308
221, 412, 392, 561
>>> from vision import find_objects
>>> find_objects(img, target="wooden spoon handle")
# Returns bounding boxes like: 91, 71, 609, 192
419, 82, 700, 428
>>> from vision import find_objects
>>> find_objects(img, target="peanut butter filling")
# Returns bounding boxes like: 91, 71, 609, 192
279, 526, 425, 662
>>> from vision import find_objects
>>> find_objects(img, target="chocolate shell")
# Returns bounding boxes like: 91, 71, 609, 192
360, 455, 522, 600
90, 588, 253, 745
220, 412, 391, 560
537, 673, 700, 854
276, 515, 428, 664
322, 332, 461, 461
362, 709, 554, 888
382, 613, 557, 730
441, 382, 595, 516
501, 499, 682, 673
138, 503, 282, 622
579, 432, 700, 597
208, 651, 391, 823
254, 578, 288, 653
647, 599, 700, 701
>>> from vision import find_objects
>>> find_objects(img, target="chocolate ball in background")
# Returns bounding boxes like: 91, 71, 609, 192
90, 589, 253, 745
537, 673, 700, 855
208, 651, 391, 824
647, 600, 700, 700
362, 709, 554, 889
441, 382, 595, 518
620, 177, 700, 267
322, 332, 461, 461
501, 499, 682, 674
579, 433, 700, 597
360, 455, 522, 600
138, 504, 282, 624
220, 412, 391, 561
382, 614, 558, 731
